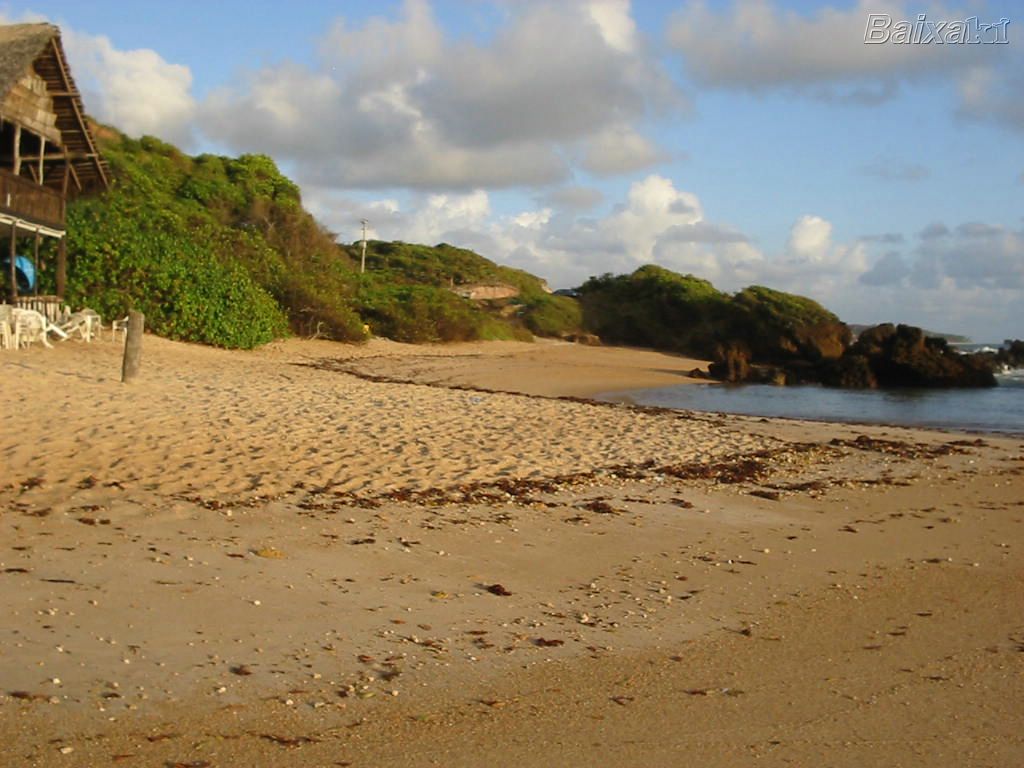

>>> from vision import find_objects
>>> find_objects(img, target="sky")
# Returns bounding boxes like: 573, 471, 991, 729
2, 0, 1022, 341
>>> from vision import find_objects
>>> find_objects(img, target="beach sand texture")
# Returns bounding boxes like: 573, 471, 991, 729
1, 336, 1022, 766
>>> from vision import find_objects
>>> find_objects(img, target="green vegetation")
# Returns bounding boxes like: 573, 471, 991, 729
578, 265, 734, 356
62, 128, 582, 348
733, 285, 838, 330
344, 240, 573, 342
577, 264, 845, 360
60, 129, 839, 357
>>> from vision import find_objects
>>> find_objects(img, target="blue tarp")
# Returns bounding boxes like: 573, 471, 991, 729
1, 255, 36, 292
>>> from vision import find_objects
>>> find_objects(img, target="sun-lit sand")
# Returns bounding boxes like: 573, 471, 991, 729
1, 335, 1022, 766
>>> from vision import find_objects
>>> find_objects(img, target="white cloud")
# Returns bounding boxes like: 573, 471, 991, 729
540, 185, 605, 211
0, 11, 197, 145
278, 174, 1024, 339
787, 215, 833, 260
667, 0, 997, 101
578, 125, 665, 175
956, 64, 1024, 133
586, 0, 638, 53
199, 0, 681, 190
62, 30, 196, 145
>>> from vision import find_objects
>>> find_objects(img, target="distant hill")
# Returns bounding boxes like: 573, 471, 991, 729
59, 127, 581, 348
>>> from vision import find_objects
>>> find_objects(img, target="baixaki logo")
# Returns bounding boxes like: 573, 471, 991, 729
864, 13, 1009, 44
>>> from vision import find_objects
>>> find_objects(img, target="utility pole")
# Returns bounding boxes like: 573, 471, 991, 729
360, 219, 369, 274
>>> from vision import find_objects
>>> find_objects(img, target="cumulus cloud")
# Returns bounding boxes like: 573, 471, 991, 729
539, 185, 605, 211
956, 63, 1024, 133
307, 174, 1023, 338
919, 222, 950, 240
850, 219, 1024, 336
859, 232, 905, 245
917, 221, 1024, 290
787, 215, 834, 260
859, 250, 911, 286
200, 0, 681, 190
667, 0, 997, 101
62, 30, 197, 145
0, 10, 197, 145
577, 125, 665, 175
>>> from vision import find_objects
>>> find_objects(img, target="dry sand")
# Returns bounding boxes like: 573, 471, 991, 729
1, 335, 1022, 766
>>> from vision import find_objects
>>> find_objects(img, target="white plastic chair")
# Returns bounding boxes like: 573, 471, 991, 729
80, 308, 102, 342
61, 309, 102, 343
111, 315, 129, 342
0, 305, 16, 350
11, 308, 53, 349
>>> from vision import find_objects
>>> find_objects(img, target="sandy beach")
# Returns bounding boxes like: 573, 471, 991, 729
1, 335, 1022, 767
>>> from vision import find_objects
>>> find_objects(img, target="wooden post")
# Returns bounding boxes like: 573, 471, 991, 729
56, 237, 66, 298
121, 311, 144, 383
38, 138, 45, 185
61, 147, 70, 197
32, 232, 39, 296
12, 125, 21, 176
8, 221, 17, 302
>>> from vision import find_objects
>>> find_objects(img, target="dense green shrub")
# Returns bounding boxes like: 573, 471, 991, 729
577, 265, 844, 360
65, 193, 287, 349
578, 265, 733, 355
520, 294, 583, 337
62, 127, 575, 348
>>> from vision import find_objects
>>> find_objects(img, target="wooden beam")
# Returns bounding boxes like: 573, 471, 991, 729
33, 232, 40, 296
12, 124, 21, 176
39, 138, 46, 184
49, 39, 108, 189
56, 236, 66, 298
18, 152, 98, 163
62, 147, 70, 197
69, 162, 82, 192
8, 221, 17, 301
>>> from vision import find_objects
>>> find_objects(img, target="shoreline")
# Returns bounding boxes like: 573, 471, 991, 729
310, 338, 1024, 440
2, 336, 1022, 766
604, 386, 1024, 439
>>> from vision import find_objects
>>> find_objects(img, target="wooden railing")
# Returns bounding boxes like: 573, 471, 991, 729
13, 295, 67, 323
0, 169, 65, 230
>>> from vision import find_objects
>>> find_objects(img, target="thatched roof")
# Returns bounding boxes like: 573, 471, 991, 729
0, 22, 108, 192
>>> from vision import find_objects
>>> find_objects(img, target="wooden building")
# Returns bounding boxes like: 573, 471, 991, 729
0, 22, 108, 309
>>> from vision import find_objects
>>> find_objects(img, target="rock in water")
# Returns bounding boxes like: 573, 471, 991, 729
833, 324, 996, 388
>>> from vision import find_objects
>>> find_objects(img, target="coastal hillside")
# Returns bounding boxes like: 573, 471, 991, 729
576, 265, 1005, 388
578, 265, 848, 363
53, 126, 1000, 389
59, 127, 581, 348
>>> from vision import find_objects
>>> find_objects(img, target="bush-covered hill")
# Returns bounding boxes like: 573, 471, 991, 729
58, 128, 581, 348
577, 265, 849, 363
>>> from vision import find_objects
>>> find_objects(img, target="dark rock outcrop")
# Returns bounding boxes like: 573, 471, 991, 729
997, 339, 1024, 369
747, 320, 851, 364
835, 324, 996, 388
820, 354, 877, 389
708, 342, 751, 383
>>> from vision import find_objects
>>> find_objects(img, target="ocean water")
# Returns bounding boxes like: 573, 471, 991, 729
607, 367, 1024, 436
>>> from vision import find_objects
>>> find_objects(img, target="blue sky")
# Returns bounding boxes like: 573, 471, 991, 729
3, 0, 1022, 340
